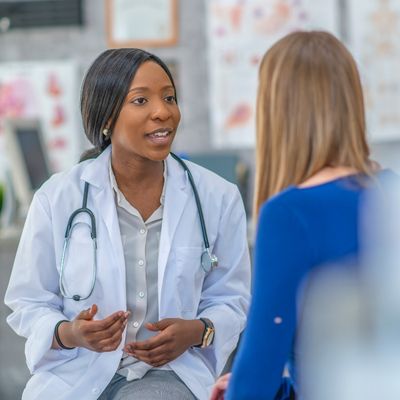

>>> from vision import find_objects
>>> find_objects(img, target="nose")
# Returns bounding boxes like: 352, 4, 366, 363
151, 99, 172, 121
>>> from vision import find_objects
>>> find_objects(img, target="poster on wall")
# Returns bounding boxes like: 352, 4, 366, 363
207, 0, 340, 148
0, 61, 80, 173
348, 0, 400, 142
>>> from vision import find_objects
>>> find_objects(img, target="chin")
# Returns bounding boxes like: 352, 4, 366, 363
146, 147, 172, 162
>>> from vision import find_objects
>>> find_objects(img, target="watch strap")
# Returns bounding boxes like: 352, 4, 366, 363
194, 317, 215, 348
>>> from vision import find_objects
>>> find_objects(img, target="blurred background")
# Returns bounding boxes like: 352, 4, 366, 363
1, 0, 400, 398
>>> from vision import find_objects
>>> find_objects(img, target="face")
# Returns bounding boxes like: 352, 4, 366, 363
110, 61, 181, 162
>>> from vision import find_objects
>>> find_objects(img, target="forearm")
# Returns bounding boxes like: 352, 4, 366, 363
52, 320, 77, 349
188, 319, 205, 347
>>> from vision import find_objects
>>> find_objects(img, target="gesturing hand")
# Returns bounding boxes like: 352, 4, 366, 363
57, 304, 129, 352
210, 373, 231, 400
124, 318, 204, 367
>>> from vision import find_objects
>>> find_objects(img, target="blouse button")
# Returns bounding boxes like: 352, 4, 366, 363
274, 316, 283, 324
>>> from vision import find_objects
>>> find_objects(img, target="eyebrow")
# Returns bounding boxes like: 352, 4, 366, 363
127, 85, 174, 93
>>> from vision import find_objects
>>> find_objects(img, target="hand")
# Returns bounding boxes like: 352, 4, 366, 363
57, 304, 129, 352
124, 318, 204, 367
210, 373, 231, 400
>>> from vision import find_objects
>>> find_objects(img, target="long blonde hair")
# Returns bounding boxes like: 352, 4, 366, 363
254, 31, 371, 220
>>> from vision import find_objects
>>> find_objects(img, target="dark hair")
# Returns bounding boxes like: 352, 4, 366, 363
80, 48, 178, 161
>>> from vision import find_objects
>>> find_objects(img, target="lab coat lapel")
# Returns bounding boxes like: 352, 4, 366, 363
158, 155, 189, 300
80, 148, 126, 304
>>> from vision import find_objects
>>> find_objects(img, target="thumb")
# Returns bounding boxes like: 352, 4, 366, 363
76, 304, 98, 321
146, 318, 175, 331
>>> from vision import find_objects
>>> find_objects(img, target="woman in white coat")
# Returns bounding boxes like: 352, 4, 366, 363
5, 48, 251, 400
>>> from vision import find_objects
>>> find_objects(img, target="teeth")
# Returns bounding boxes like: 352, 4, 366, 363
153, 131, 169, 137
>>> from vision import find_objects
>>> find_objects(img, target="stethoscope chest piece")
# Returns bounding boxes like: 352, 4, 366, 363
201, 248, 218, 273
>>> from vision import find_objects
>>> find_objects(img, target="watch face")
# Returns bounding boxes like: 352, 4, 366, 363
205, 329, 214, 346
203, 327, 215, 346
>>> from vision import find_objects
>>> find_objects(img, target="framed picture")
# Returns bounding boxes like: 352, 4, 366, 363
106, 0, 179, 48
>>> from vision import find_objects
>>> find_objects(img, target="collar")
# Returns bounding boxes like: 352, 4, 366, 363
80, 145, 188, 193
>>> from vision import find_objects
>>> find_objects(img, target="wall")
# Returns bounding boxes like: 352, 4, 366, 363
0, 0, 210, 152
1, 0, 399, 209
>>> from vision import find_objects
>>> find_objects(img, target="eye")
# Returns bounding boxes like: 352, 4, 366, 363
132, 97, 147, 105
165, 95, 176, 104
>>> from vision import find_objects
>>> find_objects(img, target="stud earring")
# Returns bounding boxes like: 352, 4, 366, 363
102, 128, 109, 137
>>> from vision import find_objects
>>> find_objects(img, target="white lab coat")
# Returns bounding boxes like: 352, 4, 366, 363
4, 146, 251, 400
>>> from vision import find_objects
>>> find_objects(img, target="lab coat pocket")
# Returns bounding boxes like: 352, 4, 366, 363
60, 221, 96, 301
23, 371, 72, 400
174, 246, 205, 315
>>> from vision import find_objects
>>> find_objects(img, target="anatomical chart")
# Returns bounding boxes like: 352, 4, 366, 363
348, 0, 400, 142
0, 61, 80, 172
207, 0, 339, 148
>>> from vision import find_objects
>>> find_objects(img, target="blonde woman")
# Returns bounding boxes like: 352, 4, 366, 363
211, 30, 390, 400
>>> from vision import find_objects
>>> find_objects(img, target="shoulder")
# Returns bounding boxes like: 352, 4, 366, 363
33, 159, 94, 209
259, 187, 298, 219
257, 187, 310, 239
39, 159, 92, 194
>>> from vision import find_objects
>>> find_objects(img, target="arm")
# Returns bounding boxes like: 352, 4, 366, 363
225, 199, 313, 400
5, 192, 128, 373
4, 192, 77, 373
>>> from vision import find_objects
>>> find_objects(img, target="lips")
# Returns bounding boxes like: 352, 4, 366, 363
145, 128, 173, 145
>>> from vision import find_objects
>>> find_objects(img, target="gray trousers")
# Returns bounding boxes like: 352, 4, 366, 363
99, 370, 197, 400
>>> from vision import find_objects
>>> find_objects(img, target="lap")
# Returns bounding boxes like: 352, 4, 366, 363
99, 370, 197, 400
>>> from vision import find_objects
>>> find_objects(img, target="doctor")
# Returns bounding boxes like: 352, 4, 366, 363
5, 48, 251, 400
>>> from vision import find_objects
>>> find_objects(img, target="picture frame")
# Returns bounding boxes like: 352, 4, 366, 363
106, 0, 179, 48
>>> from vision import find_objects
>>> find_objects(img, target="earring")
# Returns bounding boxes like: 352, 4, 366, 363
102, 128, 109, 137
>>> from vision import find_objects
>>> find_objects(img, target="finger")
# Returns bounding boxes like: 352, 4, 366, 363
91, 311, 127, 332
128, 333, 169, 352
128, 343, 170, 360
210, 386, 224, 400
90, 314, 127, 341
89, 304, 98, 318
151, 359, 169, 368
97, 320, 127, 351
147, 318, 176, 331
76, 304, 98, 321
145, 322, 159, 332
128, 345, 171, 365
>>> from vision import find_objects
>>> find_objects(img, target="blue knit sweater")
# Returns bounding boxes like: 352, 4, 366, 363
226, 172, 393, 399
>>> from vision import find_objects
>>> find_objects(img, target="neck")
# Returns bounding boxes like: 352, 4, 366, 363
298, 166, 359, 188
111, 152, 164, 192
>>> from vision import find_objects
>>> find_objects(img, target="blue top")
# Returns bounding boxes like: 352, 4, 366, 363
226, 172, 392, 400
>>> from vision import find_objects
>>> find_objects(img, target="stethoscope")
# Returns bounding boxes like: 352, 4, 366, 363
59, 152, 218, 301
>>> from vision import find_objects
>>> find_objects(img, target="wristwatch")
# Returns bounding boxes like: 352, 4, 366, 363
196, 318, 215, 348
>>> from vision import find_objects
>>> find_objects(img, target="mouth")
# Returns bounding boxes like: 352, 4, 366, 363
145, 128, 174, 144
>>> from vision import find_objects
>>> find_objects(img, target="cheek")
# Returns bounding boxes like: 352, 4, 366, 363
174, 108, 181, 126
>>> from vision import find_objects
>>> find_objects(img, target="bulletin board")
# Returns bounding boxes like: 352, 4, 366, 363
0, 61, 80, 173
347, 0, 400, 142
206, 0, 340, 149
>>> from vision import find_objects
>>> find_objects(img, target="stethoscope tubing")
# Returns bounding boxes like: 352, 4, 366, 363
59, 153, 217, 301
